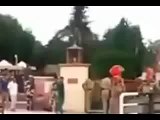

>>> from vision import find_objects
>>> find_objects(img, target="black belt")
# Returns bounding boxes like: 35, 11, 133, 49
101, 88, 109, 90
87, 89, 92, 90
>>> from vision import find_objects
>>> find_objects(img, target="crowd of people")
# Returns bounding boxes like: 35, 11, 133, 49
0, 69, 18, 112
0, 69, 65, 114
0, 69, 35, 113
0, 65, 158, 114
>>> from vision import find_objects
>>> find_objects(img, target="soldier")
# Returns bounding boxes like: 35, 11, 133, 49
24, 75, 35, 110
50, 73, 58, 112
109, 65, 126, 114
56, 76, 65, 114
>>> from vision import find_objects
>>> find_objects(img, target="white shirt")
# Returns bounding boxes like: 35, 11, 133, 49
7, 81, 18, 95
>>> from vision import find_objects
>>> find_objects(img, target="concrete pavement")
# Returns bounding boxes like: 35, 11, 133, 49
5, 109, 55, 114
4, 109, 86, 114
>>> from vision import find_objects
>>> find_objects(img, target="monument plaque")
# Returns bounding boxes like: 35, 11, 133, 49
68, 78, 78, 84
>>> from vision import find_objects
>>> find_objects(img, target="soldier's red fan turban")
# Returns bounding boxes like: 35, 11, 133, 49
109, 65, 125, 77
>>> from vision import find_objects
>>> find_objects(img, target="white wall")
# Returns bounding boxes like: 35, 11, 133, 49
59, 64, 89, 112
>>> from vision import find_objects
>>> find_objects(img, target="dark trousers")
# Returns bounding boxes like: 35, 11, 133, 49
55, 102, 63, 114
26, 96, 33, 110
2, 92, 9, 109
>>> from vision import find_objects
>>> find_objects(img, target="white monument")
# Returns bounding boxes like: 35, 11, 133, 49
59, 43, 90, 112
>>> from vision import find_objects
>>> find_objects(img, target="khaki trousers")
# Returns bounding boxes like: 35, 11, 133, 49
10, 95, 17, 110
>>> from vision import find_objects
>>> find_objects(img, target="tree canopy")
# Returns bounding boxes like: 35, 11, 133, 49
0, 14, 36, 64
45, 6, 98, 64
91, 18, 146, 79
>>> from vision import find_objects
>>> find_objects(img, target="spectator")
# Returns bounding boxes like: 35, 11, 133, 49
1, 69, 9, 109
56, 76, 65, 114
7, 76, 18, 111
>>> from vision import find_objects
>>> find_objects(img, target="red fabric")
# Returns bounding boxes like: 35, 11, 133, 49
109, 65, 124, 77
146, 67, 154, 80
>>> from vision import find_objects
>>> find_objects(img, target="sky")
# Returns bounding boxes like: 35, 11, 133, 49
0, 6, 159, 45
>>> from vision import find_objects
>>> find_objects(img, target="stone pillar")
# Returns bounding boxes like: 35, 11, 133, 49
82, 79, 95, 113
59, 63, 90, 113
100, 77, 111, 114
66, 51, 69, 63
78, 50, 80, 63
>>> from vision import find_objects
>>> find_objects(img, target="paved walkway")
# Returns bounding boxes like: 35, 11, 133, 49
4, 109, 86, 114
5, 109, 55, 114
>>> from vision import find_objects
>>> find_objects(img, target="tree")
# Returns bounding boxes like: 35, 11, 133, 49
147, 40, 160, 53
46, 6, 99, 64
92, 18, 146, 79
45, 36, 69, 64
30, 41, 46, 69
69, 6, 97, 62
91, 49, 136, 79
144, 40, 160, 68
0, 14, 35, 64
143, 49, 156, 68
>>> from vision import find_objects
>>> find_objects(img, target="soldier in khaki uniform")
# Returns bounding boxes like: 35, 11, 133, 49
50, 73, 58, 112
109, 65, 126, 114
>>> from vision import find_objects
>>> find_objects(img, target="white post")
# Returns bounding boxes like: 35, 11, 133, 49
119, 92, 139, 114
14, 54, 18, 65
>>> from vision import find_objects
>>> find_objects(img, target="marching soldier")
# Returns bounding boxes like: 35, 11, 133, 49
109, 65, 126, 114
50, 73, 58, 112
56, 77, 65, 114
24, 75, 35, 110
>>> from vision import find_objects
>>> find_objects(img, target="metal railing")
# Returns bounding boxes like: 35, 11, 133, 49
119, 92, 160, 114
119, 92, 139, 114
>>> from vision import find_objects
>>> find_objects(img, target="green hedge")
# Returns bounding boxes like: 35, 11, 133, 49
91, 49, 137, 79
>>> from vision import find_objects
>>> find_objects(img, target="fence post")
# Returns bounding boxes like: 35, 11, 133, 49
148, 93, 154, 114
119, 92, 139, 114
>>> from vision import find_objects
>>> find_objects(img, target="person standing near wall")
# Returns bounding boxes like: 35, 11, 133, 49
109, 65, 126, 114
1, 69, 10, 110
7, 76, 18, 111
15, 71, 25, 93
50, 73, 58, 112
56, 76, 65, 114
0, 76, 5, 114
